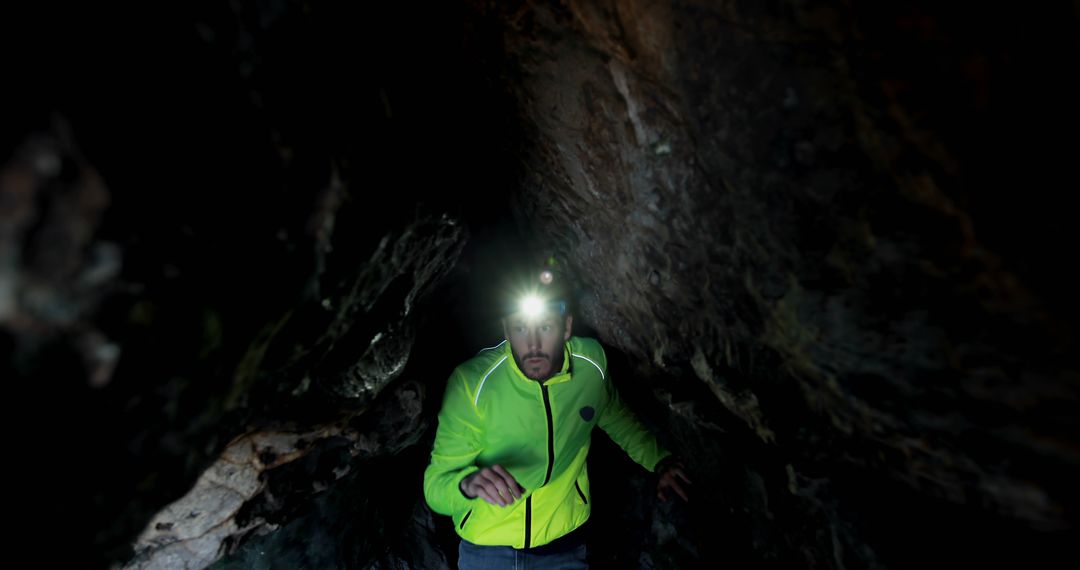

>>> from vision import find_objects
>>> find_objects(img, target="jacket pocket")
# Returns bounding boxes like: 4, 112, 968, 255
574, 481, 588, 505
459, 509, 473, 529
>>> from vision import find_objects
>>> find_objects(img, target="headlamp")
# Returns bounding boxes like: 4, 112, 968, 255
516, 294, 567, 319
503, 262, 568, 319
520, 295, 545, 319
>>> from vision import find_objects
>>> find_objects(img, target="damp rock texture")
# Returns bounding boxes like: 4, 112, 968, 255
7, 2, 472, 568
6, 0, 1079, 569
471, 0, 1080, 568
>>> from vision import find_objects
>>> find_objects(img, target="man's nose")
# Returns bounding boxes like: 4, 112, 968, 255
527, 327, 541, 349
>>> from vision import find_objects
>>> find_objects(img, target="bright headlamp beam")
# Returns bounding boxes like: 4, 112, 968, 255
519, 295, 545, 319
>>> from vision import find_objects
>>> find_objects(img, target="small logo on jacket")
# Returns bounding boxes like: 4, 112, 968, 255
579, 406, 595, 421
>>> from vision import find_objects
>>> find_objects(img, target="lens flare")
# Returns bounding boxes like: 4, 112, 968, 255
520, 295, 544, 318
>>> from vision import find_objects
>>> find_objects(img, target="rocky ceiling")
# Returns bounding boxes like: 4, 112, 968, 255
4, 1, 1078, 569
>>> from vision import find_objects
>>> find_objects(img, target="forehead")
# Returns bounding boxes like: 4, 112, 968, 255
505, 312, 563, 327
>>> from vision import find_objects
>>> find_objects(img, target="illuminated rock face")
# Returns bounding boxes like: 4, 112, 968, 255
6, 1, 1077, 569
478, 1, 1078, 568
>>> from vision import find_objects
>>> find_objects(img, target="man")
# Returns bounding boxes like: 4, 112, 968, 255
423, 273, 691, 568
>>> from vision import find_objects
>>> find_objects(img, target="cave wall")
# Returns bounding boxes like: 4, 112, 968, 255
5, 1, 492, 568
470, 0, 1080, 567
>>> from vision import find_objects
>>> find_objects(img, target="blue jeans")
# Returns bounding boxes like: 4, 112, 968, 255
458, 540, 588, 570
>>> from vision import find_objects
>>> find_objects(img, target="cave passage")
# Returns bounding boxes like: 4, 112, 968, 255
3, 1, 1079, 569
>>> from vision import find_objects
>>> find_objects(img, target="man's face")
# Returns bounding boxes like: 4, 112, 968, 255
503, 311, 573, 381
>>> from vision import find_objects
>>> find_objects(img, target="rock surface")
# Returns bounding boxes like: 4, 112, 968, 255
473, 1, 1079, 567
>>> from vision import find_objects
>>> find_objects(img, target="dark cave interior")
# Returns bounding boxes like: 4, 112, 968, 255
3, 1, 1079, 569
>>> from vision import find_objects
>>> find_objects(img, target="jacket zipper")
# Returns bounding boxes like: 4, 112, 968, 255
524, 496, 532, 548
575, 481, 588, 505
525, 384, 556, 549
541, 385, 555, 485
460, 509, 472, 529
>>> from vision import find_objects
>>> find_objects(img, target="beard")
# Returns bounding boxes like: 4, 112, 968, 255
517, 349, 564, 381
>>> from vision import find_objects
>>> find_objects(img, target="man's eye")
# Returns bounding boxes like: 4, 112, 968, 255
541, 325, 551, 332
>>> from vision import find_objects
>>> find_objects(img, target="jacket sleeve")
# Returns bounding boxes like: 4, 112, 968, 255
423, 368, 482, 516
595, 350, 672, 472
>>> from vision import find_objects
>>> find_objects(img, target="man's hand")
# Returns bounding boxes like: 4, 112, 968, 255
460, 464, 526, 507
656, 458, 692, 503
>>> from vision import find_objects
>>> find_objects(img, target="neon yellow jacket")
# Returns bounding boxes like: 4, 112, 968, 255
423, 336, 671, 548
